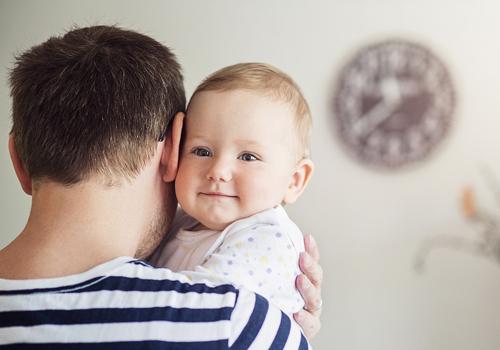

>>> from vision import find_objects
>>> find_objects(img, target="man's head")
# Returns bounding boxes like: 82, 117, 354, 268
9, 25, 185, 186
175, 63, 314, 230
8, 25, 186, 258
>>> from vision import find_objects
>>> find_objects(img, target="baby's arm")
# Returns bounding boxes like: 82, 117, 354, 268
195, 223, 304, 314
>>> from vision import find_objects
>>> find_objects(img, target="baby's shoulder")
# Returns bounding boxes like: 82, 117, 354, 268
222, 206, 305, 252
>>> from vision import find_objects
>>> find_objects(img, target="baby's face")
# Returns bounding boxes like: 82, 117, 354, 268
175, 89, 299, 231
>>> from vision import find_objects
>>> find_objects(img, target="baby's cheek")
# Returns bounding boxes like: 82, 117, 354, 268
240, 178, 284, 212
174, 169, 195, 209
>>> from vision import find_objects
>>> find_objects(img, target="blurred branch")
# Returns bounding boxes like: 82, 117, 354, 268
414, 169, 500, 273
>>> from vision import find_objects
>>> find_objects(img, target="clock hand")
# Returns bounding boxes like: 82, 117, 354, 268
352, 100, 397, 138
352, 77, 401, 138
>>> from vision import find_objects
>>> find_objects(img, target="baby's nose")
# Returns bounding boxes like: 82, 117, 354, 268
206, 160, 232, 182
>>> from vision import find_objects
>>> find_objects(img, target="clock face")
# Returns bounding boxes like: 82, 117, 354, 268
333, 40, 455, 169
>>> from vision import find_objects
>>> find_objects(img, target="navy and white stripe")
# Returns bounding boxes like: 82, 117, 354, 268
0, 257, 309, 349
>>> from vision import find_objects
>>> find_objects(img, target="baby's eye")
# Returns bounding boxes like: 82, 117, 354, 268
192, 147, 212, 157
238, 153, 259, 162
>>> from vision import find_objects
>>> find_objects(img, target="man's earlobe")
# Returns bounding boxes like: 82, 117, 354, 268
162, 112, 185, 183
283, 159, 314, 204
8, 135, 32, 195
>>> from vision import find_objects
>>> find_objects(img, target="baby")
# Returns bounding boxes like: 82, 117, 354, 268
150, 63, 314, 314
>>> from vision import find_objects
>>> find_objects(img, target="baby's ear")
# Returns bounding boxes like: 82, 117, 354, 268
283, 158, 314, 204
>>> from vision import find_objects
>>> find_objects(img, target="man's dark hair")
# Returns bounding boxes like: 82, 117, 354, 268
9, 25, 186, 185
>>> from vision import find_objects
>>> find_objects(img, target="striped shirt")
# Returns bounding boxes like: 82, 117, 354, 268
0, 257, 309, 349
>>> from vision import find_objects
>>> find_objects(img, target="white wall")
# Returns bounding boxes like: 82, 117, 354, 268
1, 1, 500, 349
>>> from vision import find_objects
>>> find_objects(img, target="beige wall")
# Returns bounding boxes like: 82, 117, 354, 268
1, 1, 500, 349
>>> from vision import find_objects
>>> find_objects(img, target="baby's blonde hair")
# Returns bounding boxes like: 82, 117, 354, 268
190, 63, 312, 159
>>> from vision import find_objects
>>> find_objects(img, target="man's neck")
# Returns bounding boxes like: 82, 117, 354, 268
0, 180, 146, 279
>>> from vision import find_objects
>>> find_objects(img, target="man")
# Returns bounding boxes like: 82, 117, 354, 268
0, 25, 322, 348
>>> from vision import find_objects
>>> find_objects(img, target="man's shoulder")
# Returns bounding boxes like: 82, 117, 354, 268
0, 257, 240, 348
115, 258, 240, 295
0, 257, 239, 302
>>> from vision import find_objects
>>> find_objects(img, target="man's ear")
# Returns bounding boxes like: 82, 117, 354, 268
283, 158, 314, 204
162, 112, 184, 183
8, 135, 32, 195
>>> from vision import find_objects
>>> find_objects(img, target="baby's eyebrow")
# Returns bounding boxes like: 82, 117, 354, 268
186, 135, 262, 146
233, 139, 262, 146
185, 135, 208, 143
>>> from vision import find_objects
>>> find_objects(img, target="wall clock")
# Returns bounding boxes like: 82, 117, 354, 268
333, 39, 455, 169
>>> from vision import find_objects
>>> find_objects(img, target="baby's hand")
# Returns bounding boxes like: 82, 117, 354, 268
294, 234, 322, 339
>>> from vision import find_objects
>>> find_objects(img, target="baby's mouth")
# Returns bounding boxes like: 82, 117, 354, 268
199, 191, 238, 198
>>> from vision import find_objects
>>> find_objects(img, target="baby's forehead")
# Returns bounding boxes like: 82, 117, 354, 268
188, 89, 294, 117
186, 88, 301, 144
